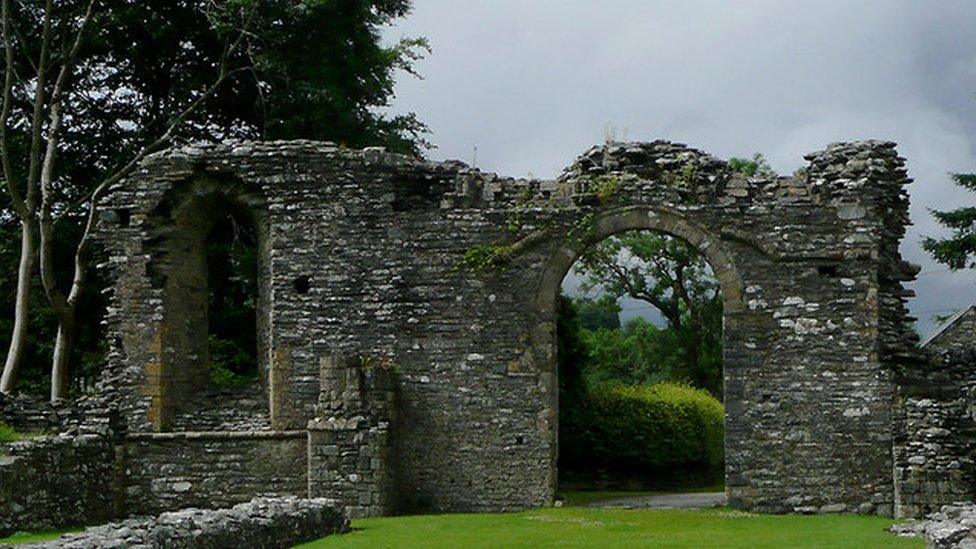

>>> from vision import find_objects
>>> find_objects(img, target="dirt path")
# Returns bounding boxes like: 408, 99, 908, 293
587, 492, 726, 509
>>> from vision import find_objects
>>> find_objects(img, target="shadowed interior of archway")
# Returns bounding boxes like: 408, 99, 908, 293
146, 180, 275, 432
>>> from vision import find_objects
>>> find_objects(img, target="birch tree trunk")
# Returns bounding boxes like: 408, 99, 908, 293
49, 316, 74, 400
37, 3, 253, 400
0, 219, 36, 393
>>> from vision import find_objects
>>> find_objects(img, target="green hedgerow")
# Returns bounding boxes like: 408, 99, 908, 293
561, 382, 724, 473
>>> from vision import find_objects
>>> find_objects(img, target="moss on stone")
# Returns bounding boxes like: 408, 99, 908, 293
460, 243, 513, 273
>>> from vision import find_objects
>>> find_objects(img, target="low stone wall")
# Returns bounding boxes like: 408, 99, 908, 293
0, 434, 121, 537
0, 394, 62, 434
123, 431, 308, 515
894, 349, 976, 518
12, 497, 349, 549
0, 394, 100, 434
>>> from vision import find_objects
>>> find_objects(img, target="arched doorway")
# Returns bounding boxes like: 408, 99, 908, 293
532, 205, 746, 502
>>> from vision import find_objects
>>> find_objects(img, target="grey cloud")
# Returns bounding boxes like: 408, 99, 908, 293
384, 0, 976, 336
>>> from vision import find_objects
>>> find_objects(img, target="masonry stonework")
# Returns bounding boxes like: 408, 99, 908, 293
894, 349, 976, 518
75, 138, 930, 518
0, 434, 121, 536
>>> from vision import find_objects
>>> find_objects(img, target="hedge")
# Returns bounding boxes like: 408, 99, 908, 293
560, 382, 724, 473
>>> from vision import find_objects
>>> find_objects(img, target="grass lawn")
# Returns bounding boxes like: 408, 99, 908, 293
0, 529, 80, 545
298, 507, 921, 549
1, 494, 922, 549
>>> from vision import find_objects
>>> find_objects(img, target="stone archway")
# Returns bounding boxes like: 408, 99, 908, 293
534, 205, 744, 314
530, 204, 746, 501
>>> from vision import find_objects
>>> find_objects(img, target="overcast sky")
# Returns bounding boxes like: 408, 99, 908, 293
382, 0, 976, 337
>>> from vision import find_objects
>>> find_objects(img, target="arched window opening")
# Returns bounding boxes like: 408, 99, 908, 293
157, 187, 271, 433
557, 228, 725, 500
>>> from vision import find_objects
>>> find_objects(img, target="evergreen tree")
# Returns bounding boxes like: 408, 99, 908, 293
923, 173, 976, 270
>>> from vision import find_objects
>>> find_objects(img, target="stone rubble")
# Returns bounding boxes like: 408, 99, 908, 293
892, 503, 976, 548
3, 497, 348, 549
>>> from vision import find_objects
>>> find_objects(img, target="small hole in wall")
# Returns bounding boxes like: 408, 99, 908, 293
116, 208, 132, 227
293, 275, 311, 294
515, 435, 524, 445
818, 265, 839, 277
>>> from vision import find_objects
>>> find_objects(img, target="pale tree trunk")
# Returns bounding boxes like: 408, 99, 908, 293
41, 211, 85, 400
49, 317, 74, 400
0, 219, 36, 393
39, 183, 85, 401
0, 0, 48, 394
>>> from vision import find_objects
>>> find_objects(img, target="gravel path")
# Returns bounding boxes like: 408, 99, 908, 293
587, 492, 726, 509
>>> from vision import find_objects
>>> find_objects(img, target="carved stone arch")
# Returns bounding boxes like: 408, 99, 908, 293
534, 205, 744, 315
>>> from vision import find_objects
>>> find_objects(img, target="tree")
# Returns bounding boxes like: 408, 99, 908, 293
0, 0, 429, 398
573, 230, 723, 396
206, 211, 260, 387
923, 173, 976, 270
557, 295, 586, 399
575, 294, 621, 331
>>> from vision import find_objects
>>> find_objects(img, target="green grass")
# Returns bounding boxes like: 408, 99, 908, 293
0, 529, 79, 545
0, 421, 20, 442
0, 421, 46, 443
2, 508, 920, 548
297, 507, 921, 549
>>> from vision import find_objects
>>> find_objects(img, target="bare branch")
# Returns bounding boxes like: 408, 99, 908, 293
56, 1, 259, 223
65, 34, 256, 306
25, 0, 54, 209
37, 0, 98, 322
46, 0, 96, 110
62, 65, 250, 221
39, 0, 97, 216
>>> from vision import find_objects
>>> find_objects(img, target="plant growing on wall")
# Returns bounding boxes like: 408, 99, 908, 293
728, 153, 775, 177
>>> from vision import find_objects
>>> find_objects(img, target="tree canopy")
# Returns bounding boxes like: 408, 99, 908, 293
0, 0, 429, 396
569, 230, 723, 397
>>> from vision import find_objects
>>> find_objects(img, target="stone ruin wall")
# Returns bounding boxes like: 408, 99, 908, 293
924, 307, 976, 353
894, 349, 976, 518
75, 137, 926, 519
0, 432, 121, 537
